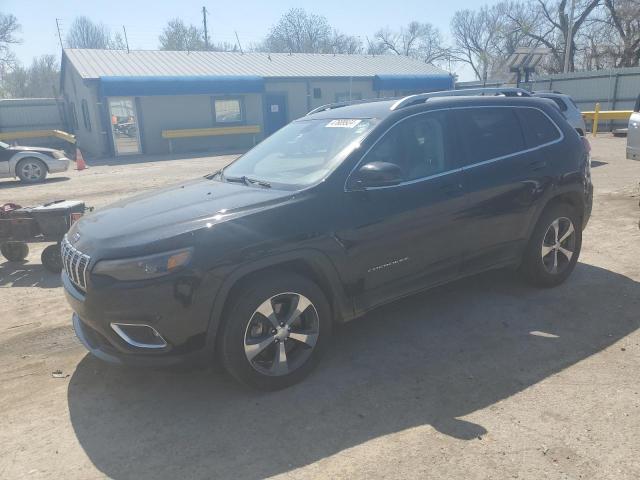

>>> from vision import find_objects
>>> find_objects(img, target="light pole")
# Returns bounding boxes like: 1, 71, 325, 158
563, 0, 576, 73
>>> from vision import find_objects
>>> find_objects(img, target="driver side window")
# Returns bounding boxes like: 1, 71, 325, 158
365, 111, 451, 182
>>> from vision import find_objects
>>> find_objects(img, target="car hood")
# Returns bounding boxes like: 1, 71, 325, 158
71, 178, 297, 252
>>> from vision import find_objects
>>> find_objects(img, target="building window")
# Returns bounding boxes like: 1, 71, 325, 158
81, 99, 92, 131
213, 98, 243, 124
335, 92, 362, 103
68, 102, 79, 131
313, 88, 322, 99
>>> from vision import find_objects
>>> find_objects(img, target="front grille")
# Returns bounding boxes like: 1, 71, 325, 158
61, 235, 90, 291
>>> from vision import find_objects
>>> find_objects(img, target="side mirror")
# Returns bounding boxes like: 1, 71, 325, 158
351, 161, 403, 189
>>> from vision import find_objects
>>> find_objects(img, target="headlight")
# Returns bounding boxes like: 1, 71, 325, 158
92, 248, 193, 281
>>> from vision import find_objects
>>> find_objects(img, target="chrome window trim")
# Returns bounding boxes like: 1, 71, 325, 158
344, 105, 564, 192
110, 323, 168, 349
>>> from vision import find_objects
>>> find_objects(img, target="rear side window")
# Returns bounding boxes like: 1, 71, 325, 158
518, 108, 561, 148
456, 108, 525, 164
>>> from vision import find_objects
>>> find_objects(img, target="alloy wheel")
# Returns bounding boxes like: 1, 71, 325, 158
541, 216, 576, 274
244, 292, 319, 376
19, 161, 44, 181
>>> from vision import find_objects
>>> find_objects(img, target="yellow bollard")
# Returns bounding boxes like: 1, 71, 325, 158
592, 102, 600, 137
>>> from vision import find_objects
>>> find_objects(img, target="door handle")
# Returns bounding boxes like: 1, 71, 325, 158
529, 160, 547, 171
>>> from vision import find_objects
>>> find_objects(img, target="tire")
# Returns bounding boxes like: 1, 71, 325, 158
520, 203, 582, 287
16, 158, 47, 183
41, 244, 63, 273
218, 271, 332, 390
1, 242, 29, 262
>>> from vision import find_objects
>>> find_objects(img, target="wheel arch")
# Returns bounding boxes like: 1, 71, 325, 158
11, 153, 51, 175
526, 190, 586, 243
204, 250, 353, 352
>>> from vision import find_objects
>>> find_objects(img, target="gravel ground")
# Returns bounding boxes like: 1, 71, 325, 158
0, 136, 639, 480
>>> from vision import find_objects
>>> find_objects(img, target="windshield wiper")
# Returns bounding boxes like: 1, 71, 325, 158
224, 175, 271, 188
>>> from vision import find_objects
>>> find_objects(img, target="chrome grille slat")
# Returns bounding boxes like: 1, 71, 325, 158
61, 235, 91, 291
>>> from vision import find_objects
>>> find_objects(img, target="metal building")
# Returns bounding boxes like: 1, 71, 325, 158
60, 49, 452, 157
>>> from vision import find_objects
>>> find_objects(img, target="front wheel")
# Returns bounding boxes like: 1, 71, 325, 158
218, 272, 332, 390
520, 203, 582, 287
16, 158, 47, 183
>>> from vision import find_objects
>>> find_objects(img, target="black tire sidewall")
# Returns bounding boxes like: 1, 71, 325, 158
219, 272, 332, 390
16, 158, 47, 183
1, 242, 29, 262
522, 203, 582, 287
41, 245, 63, 272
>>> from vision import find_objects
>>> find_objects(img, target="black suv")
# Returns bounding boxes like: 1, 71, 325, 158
63, 94, 593, 390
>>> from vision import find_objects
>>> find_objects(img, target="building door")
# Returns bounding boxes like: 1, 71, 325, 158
107, 97, 141, 155
265, 94, 288, 136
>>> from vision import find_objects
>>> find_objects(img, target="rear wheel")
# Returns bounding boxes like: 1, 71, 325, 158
218, 272, 332, 390
1, 242, 29, 262
16, 158, 47, 183
520, 203, 582, 287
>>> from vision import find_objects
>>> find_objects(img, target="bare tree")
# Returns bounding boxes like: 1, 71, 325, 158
263, 8, 361, 54
603, 0, 640, 67
159, 19, 205, 51
1, 55, 59, 98
533, 0, 601, 71
66, 16, 121, 49
374, 22, 448, 64
451, 6, 505, 80
0, 13, 20, 73
158, 19, 236, 51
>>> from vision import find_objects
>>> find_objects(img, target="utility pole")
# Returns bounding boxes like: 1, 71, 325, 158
55, 19, 63, 49
563, 0, 576, 73
122, 25, 130, 53
202, 6, 209, 50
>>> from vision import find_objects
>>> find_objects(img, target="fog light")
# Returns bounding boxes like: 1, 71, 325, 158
111, 323, 167, 349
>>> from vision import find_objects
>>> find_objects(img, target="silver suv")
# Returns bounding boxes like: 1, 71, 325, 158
533, 92, 586, 136
627, 95, 640, 161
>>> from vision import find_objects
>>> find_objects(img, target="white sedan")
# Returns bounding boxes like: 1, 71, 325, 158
0, 141, 71, 183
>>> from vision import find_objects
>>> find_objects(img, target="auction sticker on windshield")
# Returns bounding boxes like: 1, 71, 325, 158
325, 119, 362, 128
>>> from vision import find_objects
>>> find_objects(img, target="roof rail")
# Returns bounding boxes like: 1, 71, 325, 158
389, 87, 532, 111
306, 97, 394, 116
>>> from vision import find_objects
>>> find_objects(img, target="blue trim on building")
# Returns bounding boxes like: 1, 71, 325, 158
373, 74, 454, 92
99, 76, 265, 97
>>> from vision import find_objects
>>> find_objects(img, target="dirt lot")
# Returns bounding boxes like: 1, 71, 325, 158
1, 137, 639, 480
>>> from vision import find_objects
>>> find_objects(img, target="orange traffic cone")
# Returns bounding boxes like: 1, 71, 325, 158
75, 148, 88, 171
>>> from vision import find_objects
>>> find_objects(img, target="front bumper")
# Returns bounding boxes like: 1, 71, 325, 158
72, 313, 189, 366
46, 157, 71, 173
63, 270, 216, 367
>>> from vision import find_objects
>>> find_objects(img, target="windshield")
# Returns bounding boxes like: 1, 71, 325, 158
222, 118, 377, 187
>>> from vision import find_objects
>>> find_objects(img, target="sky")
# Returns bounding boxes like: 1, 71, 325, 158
3, 0, 483, 81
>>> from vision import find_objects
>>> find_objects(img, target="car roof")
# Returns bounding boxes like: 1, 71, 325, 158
303, 95, 556, 121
